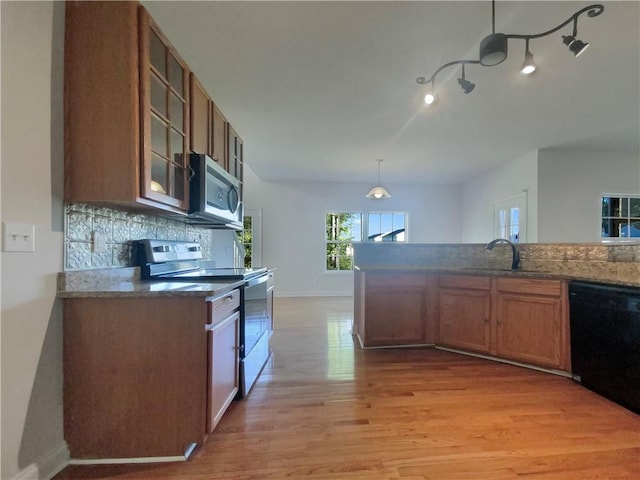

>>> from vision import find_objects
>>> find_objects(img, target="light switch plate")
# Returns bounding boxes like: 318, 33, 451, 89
3, 222, 36, 252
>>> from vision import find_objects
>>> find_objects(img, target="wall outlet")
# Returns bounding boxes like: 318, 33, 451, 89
92, 231, 108, 253
3, 222, 36, 252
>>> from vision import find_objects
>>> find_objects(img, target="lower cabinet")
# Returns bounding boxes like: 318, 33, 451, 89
355, 271, 437, 347
206, 289, 240, 434
63, 297, 207, 460
494, 278, 569, 370
438, 274, 569, 371
355, 269, 570, 372
207, 311, 239, 433
438, 275, 491, 354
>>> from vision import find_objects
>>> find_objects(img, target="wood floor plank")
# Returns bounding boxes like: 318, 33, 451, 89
54, 296, 640, 480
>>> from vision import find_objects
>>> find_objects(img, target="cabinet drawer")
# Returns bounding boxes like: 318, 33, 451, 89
496, 278, 561, 296
209, 289, 240, 324
439, 274, 491, 290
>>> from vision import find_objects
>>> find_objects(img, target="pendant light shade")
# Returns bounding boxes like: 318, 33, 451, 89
366, 159, 391, 199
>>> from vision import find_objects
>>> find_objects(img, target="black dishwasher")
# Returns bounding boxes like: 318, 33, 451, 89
569, 281, 640, 414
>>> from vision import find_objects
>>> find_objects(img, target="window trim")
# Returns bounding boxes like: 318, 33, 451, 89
324, 211, 408, 272
601, 193, 640, 242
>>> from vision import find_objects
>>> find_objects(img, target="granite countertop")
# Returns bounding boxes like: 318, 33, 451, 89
355, 264, 568, 279
354, 264, 640, 288
57, 267, 244, 299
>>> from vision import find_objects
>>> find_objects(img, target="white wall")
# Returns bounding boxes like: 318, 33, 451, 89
461, 151, 539, 243
243, 166, 462, 296
538, 148, 640, 242
1, 2, 68, 479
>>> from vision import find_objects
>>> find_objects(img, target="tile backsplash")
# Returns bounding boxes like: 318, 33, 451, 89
64, 203, 213, 270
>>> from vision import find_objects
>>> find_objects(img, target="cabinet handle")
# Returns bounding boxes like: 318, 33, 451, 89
484, 318, 489, 323
225, 294, 234, 300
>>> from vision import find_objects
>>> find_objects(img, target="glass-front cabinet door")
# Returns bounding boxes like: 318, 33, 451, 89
140, 9, 190, 212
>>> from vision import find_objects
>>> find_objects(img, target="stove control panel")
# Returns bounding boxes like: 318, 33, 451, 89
139, 239, 203, 264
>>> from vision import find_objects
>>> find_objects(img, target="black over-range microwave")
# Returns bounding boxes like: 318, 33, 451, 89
188, 153, 243, 230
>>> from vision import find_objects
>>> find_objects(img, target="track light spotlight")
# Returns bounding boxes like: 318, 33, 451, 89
563, 35, 589, 56
424, 92, 437, 105
457, 65, 475, 93
521, 40, 536, 75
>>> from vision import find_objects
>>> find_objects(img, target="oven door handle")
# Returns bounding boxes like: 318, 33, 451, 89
245, 273, 268, 288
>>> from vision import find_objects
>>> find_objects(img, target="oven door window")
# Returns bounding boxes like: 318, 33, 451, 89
243, 280, 268, 355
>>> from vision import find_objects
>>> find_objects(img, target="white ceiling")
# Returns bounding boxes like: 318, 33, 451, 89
143, 1, 640, 185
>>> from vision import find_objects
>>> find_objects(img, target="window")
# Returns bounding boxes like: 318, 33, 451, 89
238, 209, 262, 267
239, 216, 253, 267
368, 212, 406, 242
602, 195, 640, 239
325, 212, 407, 271
326, 213, 362, 271
493, 194, 526, 243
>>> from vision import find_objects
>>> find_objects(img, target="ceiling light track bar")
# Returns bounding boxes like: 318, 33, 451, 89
417, 59, 481, 87
504, 4, 604, 41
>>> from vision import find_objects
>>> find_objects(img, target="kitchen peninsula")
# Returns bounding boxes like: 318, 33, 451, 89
353, 242, 640, 368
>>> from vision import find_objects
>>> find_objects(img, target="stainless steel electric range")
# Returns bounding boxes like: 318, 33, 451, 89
136, 239, 271, 398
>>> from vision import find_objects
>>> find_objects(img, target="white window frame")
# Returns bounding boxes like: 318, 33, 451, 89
601, 194, 640, 241
241, 208, 262, 267
493, 194, 527, 243
324, 211, 408, 272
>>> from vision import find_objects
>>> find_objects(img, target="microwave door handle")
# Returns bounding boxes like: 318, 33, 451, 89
228, 186, 240, 213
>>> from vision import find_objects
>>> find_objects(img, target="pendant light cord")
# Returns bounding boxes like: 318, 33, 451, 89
492, 0, 496, 34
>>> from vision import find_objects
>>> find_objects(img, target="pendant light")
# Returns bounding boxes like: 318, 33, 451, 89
365, 159, 391, 199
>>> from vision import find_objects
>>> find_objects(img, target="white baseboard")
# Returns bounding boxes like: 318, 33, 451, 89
13, 441, 70, 480
13, 464, 39, 480
274, 291, 353, 298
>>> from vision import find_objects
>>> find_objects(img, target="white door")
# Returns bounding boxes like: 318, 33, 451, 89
493, 194, 526, 243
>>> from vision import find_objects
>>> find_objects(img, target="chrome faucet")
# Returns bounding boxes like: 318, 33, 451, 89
486, 238, 520, 270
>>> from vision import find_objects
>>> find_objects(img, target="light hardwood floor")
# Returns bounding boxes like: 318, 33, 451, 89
55, 296, 640, 480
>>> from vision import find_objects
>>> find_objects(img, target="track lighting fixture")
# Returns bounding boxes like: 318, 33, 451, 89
365, 159, 391, 199
417, 1, 603, 105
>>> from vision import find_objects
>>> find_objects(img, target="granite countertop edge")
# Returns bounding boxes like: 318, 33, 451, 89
354, 265, 640, 288
57, 278, 245, 299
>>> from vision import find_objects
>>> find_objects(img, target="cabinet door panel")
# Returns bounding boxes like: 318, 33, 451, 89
496, 294, 562, 368
140, 9, 190, 211
190, 75, 211, 154
211, 104, 227, 167
208, 311, 239, 433
439, 288, 491, 353
364, 287, 425, 346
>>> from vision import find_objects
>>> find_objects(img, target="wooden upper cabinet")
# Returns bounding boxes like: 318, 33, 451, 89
227, 124, 244, 198
139, 9, 190, 210
190, 74, 212, 155
211, 104, 228, 168
64, 2, 190, 213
